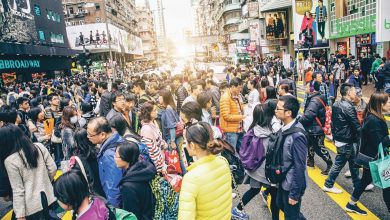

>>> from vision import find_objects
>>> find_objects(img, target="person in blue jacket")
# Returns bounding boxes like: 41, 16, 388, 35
87, 117, 124, 207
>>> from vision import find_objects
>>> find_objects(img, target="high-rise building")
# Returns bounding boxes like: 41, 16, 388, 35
136, 0, 158, 61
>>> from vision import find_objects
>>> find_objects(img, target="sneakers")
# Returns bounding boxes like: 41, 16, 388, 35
365, 184, 374, 191
232, 207, 249, 220
344, 170, 351, 178
307, 159, 314, 168
345, 203, 367, 215
260, 190, 268, 206
323, 186, 343, 194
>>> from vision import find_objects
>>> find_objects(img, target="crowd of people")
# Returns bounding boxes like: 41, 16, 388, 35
0, 52, 389, 220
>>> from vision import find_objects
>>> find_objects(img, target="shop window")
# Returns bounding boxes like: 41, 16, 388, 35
34, 5, 41, 16
69, 7, 74, 14
38, 31, 45, 41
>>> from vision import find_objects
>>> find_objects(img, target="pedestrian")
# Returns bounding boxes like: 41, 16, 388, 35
115, 141, 157, 220
346, 68, 362, 91
205, 78, 221, 115
29, 107, 51, 145
246, 79, 260, 108
78, 102, 95, 129
178, 122, 232, 219
370, 54, 382, 80
323, 83, 361, 194
97, 81, 112, 117
197, 91, 214, 126
60, 106, 78, 160
132, 79, 153, 108
123, 93, 139, 133
106, 92, 125, 123
274, 95, 308, 220
333, 58, 346, 99
360, 52, 372, 85
300, 81, 333, 174
158, 89, 181, 149
265, 86, 277, 103
182, 80, 203, 106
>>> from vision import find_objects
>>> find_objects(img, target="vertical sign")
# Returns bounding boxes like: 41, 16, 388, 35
376, 0, 390, 42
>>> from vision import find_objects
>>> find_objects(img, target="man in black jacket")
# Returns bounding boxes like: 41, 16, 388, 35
173, 74, 188, 113
323, 84, 361, 196
98, 81, 112, 117
300, 81, 332, 175
360, 52, 372, 85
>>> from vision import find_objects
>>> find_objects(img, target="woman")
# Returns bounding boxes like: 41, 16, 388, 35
265, 86, 277, 103
179, 122, 232, 219
347, 92, 390, 214
74, 129, 106, 197
233, 102, 282, 220
115, 142, 157, 220
300, 11, 314, 40
109, 114, 141, 142
158, 89, 180, 148
60, 106, 78, 159
197, 91, 213, 125
54, 170, 112, 220
333, 58, 346, 98
1, 125, 57, 220
259, 78, 270, 103
247, 79, 260, 108
29, 107, 51, 144
179, 101, 202, 126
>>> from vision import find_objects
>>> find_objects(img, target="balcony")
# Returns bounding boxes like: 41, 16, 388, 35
224, 17, 240, 26
217, 3, 241, 21
229, 32, 250, 40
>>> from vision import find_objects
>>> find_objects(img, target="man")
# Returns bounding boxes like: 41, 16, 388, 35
370, 54, 382, 77
132, 79, 153, 108
182, 80, 203, 106
106, 92, 125, 123
273, 13, 284, 38
300, 81, 332, 174
87, 117, 124, 207
279, 70, 297, 97
220, 77, 245, 152
315, 0, 327, 40
323, 84, 361, 200
173, 74, 188, 113
205, 79, 221, 115
275, 95, 308, 220
360, 52, 372, 85
123, 93, 139, 133
346, 68, 362, 91
98, 81, 112, 117
16, 96, 32, 134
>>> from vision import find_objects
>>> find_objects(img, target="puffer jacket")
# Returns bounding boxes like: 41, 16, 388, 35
300, 92, 326, 135
178, 155, 232, 220
219, 90, 244, 133
331, 98, 361, 143
176, 85, 188, 113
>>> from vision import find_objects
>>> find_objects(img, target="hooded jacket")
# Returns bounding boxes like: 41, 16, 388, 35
300, 92, 326, 135
119, 160, 157, 220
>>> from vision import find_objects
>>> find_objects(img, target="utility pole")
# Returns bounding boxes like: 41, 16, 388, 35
101, 0, 115, 80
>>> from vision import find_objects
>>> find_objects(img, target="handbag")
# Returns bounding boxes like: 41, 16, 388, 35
164, 164, 182, 193
369, 143, 390, 189
175, 121, 184, 137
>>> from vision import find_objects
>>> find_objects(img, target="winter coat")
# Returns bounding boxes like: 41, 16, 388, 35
119, 160, 157, 220
106, 108, 124, 124
360, 113, 390, 158
347, 74, 362, 89
176, 85, 189, 113
178, 155, 232, 220
158, 106, 179, 143
62, 127, 75, 159
370, 58, 382, 75
333, 63, 346, 80
331, 98, 361, 143
209, 86, 221, 114
97, 132, 124, 207
300, 92, 326, 135
379, 63, 390, 84
219, 90, 244, 133
76, 197, 109, 220
99, 90, 112, 117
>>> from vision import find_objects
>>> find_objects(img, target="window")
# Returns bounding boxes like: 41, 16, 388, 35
69, 7, 74, 14
38, 31, 45, 41
34, 5, 41, 16
50, 33, 64, 44
95, 3, 100, 10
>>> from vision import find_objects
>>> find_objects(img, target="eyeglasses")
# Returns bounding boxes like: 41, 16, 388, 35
115, 98, 125, 102
87, 132, 101, 138
276, 108, 286, 111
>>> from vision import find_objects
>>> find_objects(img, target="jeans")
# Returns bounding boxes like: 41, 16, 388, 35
277, 188, 306, 220
308, 135, 332, 165
224, 132, 244, 153
53, 143, 64, 168
317, 21, 325, 39
325, 143, 360, 188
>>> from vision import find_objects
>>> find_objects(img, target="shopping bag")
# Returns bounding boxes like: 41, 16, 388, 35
369, 143, 390, 189
167, 149, 182, 175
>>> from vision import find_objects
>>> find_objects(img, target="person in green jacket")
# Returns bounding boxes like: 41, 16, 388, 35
370, 54, 382, 75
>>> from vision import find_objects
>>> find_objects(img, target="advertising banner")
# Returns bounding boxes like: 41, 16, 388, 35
265, 11, 287, 40
293, 0, 329, 48
249, 19, 260, 45
376, 0, 390, 42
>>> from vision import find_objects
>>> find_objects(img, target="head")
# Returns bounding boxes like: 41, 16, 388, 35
114, 141, 140, 170
275, 95, 300, 123
80, 102, 93, 114
180, 101, 202, 124
260, 78, 270, 88
98, 81, 108, 93
28, 107, 44, 123
54, 171, 90, 213
353, 68, 360, 77
48, 93, 60, 107
109, 114, 130, 136
87, 117, 113, 145
124, 93, 136, 111
111, 92, 125, 112
61, 106, 77, 128
173, 75, 182, 87
305, 11, 311, 18
340, 83, 357, 101
229, 77, 242, 96
319, 0, 323, 6
17, 97, 29, 111
159, 89, 176, 109
315, 72, 323, 83
139, 101, 158, 123
249, 101, 277, 131
184, 122, 223, 156
74, 129, 96, 160
337, 58, 342, 63
266, 86, 277, 100
190, 81, 203, 97
364, 92, 390, 120
248, 79, 258, 90
312, 81, 321, 94
278, 84, 289, 96
132, 79, 146, 94
197, 91, 212, 110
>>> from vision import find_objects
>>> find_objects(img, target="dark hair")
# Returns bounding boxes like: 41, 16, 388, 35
340, 83, 354, 97
279, 84, 289, 94
159, 89, 176, 109
74, 129, 96, 160
260, 78, 270, 88
89, 117, 112, 134
117, 141, 140, 166
17, 96, 29, 106
364, 92, 389, 121
139, 101, 155, 123
48, 93, 59, 102
197, 91, 212, 109
134, 79, 146, 90
229, 77, 242, 87
98, 81, 108, 90
180, 101, 202, 122
110, 92, 124, 106
279, 95, 300, 118
219, 81, 229, 91
28, 107, 42, 123
249, 103, 275, 131
60, 99, 71, 112
249, 79, 258, 89
81, 102, 93, 113
266, 86, 277, 100
313, 81, 321, 92
109, 114, 129, 136
60, 106, 76, 129
0, 124, 38, 168
185, 122, 223, 155
54, 170, 90, 218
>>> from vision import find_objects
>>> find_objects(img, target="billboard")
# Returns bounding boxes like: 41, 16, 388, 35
66, 23, 143, 55
293, 0, 329, 48
265, 11, 287, 40
376, 0, 390, 42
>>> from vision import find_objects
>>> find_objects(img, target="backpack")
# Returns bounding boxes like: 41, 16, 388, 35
123, 134, 153, 164
239, 129, 266, 171
150, 175, 179, 220
314, 97, 332, 135
265, 126, 307, 185
220, 140, 245, 185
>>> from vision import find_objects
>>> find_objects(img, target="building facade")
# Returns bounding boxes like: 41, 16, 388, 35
136, 1, 158, 61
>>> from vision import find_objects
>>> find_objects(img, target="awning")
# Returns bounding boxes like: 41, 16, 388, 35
260, 0, 292, 12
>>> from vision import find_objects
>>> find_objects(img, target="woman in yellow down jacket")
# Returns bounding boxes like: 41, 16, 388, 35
178, 122, 232, 220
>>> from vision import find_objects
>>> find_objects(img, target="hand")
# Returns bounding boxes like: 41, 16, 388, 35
288, 198, 298, 205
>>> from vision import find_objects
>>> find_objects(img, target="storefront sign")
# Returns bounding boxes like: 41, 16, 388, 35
376, 0, 390, 42
337, 42, 348, 55
332, 15, 376, 39
0, 59, 40, 70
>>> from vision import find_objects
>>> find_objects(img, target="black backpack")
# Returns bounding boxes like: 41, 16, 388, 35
220, 140, 245, 185
265, 126, 307, 185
